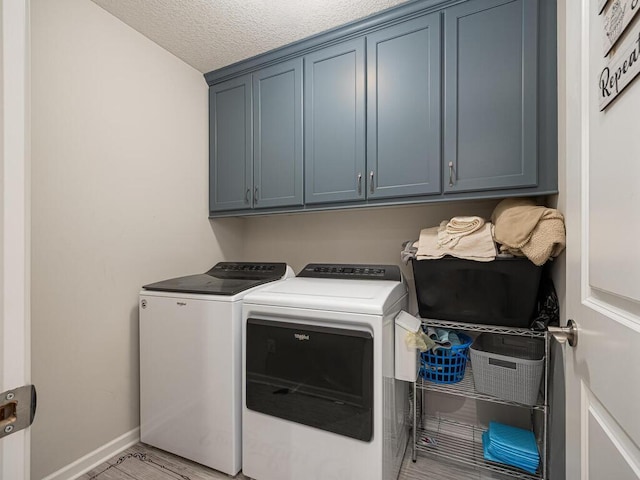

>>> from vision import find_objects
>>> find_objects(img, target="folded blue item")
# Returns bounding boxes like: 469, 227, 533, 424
483, 432, 539, 474
490, 441, 538, 462
482, 422, 540, 474
489, 445, 538, 467
488, 421, 539, 459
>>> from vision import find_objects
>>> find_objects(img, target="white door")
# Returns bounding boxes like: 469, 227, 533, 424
564, 0, 640, 478
0, 0, 31, 478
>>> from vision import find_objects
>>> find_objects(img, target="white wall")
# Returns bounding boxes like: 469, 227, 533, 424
30, 0, 243, 477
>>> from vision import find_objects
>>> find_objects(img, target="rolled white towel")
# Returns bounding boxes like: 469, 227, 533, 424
446, 216, 485, 234
437, 216, 485, 247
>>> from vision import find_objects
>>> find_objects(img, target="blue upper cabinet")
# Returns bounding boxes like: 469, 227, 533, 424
209, 75, 252, 212
205, 0, 556, 217
253, 58, 304, 209
367, 14, 442, 199
304, 38, 366, 205
443, 0, 538, 193
210, 60, 303, 212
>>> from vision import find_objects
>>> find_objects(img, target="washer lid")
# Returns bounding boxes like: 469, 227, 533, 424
142, 262, 288, 295
243, 277, 407, 315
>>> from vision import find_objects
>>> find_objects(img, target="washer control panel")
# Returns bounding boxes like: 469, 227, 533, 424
211, 263, 280, 272
207, 262, 287, 278
298, 263, 401, 281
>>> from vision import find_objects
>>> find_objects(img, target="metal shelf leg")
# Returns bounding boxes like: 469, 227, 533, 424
412, 380, 417, 462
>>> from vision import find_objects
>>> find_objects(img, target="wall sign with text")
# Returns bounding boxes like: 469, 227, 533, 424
602, 0, 640, 54
600, 0, 611, 14
599, 30, 640, 109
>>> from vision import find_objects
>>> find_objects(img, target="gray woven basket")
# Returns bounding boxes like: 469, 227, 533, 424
469, 334, 544, 406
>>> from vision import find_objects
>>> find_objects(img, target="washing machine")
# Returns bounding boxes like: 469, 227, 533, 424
139, 262, 293, 476
241, 263, 409, 480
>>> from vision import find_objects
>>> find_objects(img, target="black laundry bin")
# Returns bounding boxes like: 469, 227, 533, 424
411, 256, 543, 327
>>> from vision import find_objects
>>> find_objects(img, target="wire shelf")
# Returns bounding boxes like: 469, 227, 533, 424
417, 365, 547, 411
419, 318, 547, 338
415, 416, 543, 480
414, 318, 549, 479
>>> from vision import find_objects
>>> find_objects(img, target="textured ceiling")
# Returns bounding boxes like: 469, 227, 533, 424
90, 0, 409, 74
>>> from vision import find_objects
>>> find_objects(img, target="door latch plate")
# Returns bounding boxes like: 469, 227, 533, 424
0, 385, 36, 438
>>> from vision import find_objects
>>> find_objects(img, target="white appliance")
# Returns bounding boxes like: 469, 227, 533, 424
139, 262, 293, 476
242, 264, 409, 480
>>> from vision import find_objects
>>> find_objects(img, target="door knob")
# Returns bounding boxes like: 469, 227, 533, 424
548, 319, 578, 347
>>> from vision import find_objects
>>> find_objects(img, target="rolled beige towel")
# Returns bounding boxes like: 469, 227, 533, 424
437, 216, 485, 247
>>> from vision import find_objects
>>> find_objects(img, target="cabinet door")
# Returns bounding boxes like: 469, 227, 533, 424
253, 59, 303, 209
367, 14, 442, 200
209, 75, 252, 212
304, 38, 366, 204
443, 0, 538, 193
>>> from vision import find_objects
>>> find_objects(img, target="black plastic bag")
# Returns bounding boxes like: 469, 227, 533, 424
530, 266, 559, 330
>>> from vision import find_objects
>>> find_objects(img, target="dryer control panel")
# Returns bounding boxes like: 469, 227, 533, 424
298, 263, 401, 281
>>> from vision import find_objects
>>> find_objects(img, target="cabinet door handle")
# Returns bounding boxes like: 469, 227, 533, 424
245, 188, 251, 204
370, 171, 375, 194
254, 187, 259, 203
357, 173, 362, 195
448, 161, 454, 187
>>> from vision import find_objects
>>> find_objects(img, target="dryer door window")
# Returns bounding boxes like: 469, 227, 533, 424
246, 318, 373, 441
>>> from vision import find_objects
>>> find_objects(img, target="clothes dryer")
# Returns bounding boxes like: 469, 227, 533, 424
242, 264, 409, 480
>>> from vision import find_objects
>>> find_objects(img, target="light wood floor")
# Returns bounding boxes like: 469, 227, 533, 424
79, 442, 511, 480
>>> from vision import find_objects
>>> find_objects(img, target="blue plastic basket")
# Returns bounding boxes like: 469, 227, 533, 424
420, 332, 473, 384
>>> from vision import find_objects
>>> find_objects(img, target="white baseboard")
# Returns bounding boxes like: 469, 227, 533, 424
41, 427, 140, 480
